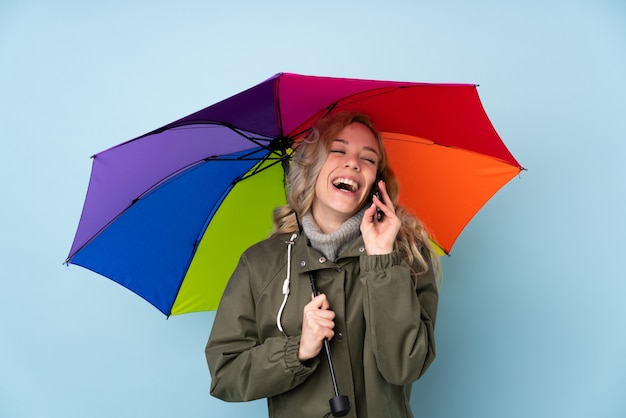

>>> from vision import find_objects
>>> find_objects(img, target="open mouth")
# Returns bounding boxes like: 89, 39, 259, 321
332, 177, 359, 193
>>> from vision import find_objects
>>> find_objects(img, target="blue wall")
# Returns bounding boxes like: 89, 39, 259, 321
2, 1, 624, 417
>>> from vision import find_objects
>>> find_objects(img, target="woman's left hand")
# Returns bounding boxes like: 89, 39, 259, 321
361, 180, 401, 255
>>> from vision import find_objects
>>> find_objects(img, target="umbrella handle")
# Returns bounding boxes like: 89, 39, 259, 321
309, 273, 351, 417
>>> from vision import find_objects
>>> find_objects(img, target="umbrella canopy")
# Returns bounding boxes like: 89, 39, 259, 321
66, 72, 523, 316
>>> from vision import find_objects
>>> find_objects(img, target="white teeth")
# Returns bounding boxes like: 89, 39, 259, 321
332, 178, 359, 192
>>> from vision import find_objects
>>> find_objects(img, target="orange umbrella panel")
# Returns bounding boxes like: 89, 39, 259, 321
383, 132, 521, 254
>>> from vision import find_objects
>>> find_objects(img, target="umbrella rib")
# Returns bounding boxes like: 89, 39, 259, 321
274, 74, 285, 138
384, 135, 525, 169
331, 86, 410, 109
228, 126, 274, 148
237, 156, 285, 182
65, 150, 284, 266
286, 86, 409, 139
105, 121, 287, 164
105, 121, 277, 153
131, 128, 287, 204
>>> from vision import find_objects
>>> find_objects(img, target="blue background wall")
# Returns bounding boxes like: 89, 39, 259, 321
2, 1, 625, 417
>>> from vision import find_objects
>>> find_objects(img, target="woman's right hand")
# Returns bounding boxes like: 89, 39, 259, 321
298, 293, 335, 362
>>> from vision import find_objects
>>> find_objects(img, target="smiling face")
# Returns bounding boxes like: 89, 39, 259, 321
311, 122, 381, 233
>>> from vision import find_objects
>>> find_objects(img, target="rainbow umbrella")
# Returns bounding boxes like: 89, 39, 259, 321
66, 72, 523, 316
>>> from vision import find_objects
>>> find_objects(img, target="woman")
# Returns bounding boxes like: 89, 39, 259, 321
206, 111, 440, 418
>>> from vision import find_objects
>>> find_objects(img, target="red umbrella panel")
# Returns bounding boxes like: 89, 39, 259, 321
290, 82, 523, 254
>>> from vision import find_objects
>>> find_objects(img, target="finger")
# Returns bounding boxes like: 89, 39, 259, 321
362, 202, 377, 223
303, 305, 335, 322
305, 317, 335, 338
374, 184, 396, 214
306, 318, 336, 335
377, 179, 389, 200
378, 181, 397, 210
310, 293, 331, 310
373, 197, 396, 219
301, 312, 335, 344
322, 328, 335, 340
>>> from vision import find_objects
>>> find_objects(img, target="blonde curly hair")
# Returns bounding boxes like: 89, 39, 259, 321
272, 111, 440, 278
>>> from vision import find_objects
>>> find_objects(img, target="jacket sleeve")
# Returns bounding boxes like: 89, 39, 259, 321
205, 251, 318, 402
360, 248, 439, 385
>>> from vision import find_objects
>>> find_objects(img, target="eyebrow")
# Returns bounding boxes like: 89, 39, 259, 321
332, 139, 380, 156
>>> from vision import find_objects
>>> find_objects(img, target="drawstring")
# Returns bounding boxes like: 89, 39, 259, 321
277, 233, 298, 336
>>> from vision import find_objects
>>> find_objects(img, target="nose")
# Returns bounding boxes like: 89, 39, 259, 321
344, 154, 360, 171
